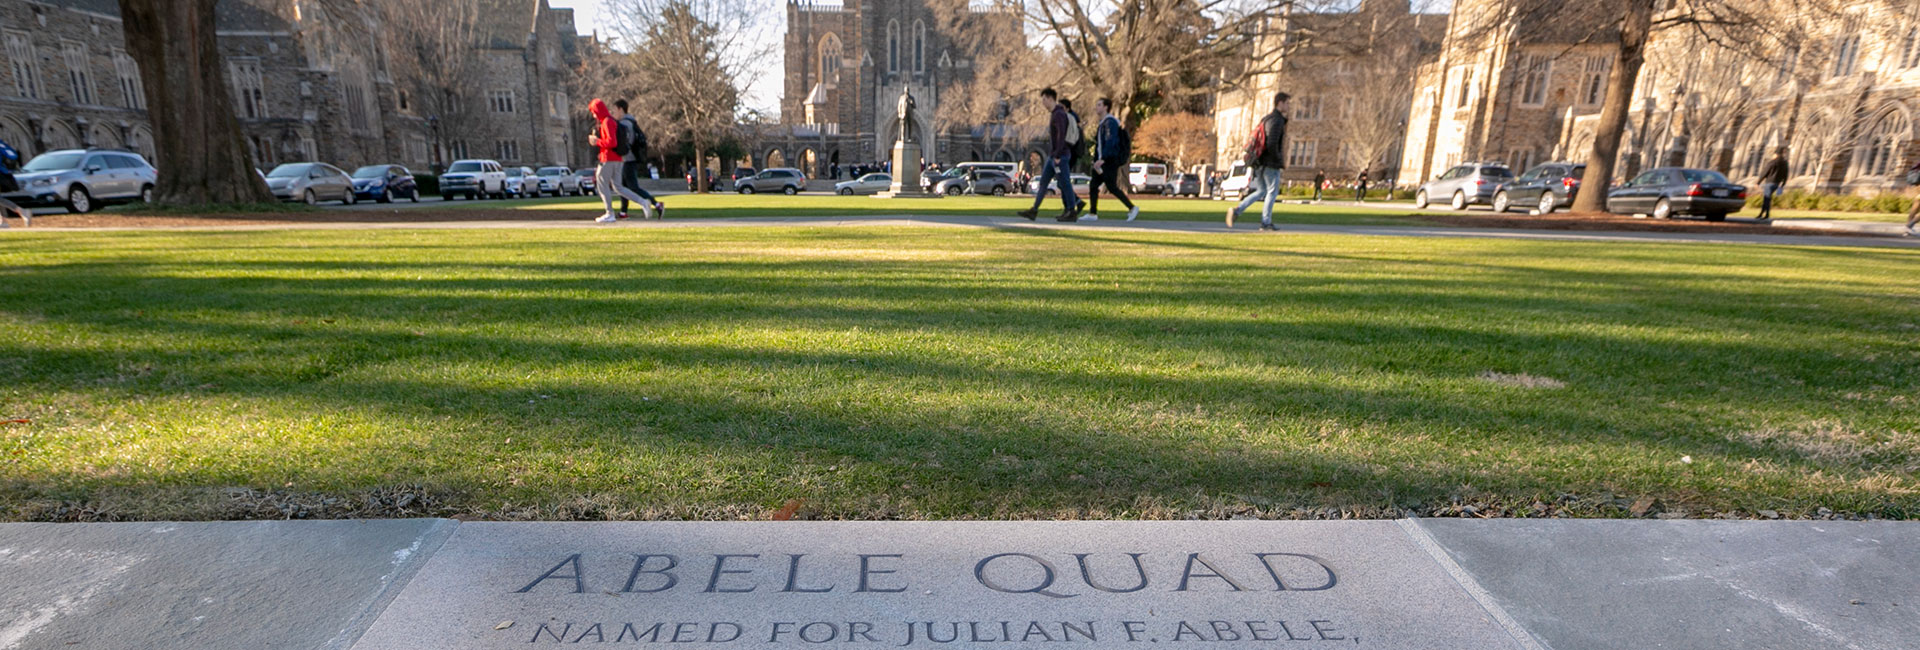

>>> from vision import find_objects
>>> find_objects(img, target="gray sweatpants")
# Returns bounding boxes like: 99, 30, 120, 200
596, 160, 647, 214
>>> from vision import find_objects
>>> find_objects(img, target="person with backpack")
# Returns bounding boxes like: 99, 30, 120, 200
588, 98, 651, 223
1354, 169, 1369, 202
1757, 146, 1788, 222
0, 137, 29, 227
1227, 91, 1290, 230
612, 100, 663, 220
1016, 87, 1082, 222
1088, 97, 1139, 222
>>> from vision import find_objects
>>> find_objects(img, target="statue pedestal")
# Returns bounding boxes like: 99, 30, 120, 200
874, 141, 939, 199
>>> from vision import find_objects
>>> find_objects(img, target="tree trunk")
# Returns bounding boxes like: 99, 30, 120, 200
118, 0, 273, 205
694, 141, 708, 195
1573, 0, 1654, 214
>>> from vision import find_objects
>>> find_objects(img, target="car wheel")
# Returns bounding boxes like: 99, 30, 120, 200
139, 184, 154, 204
468, 192, 478, 201
303, 189, 317, 206
344, 191, 356, 205
1653, 198, 1673, 220
1538, 192, 1557, 214
66, 185, 94, 213
992, 186, 1006, 196
380, 188, 393, 204
946, 185, 962, 196
1414, 190, 1429, 209
783, 185, 798, 195
838, 188, 853, 195
739, 185, 754, 194
1705, 212, 1727, 222
410, 189, 420, 203
1450, 191, 1466, 211
1492, 191, 1511, 213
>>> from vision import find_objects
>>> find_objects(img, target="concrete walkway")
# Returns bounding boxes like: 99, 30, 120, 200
13, 213, 1920, 250
1, 519, 1912, 649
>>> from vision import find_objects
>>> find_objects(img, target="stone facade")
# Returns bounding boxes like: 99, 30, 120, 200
776, 0, 1032, 178
0, 0, 582, 175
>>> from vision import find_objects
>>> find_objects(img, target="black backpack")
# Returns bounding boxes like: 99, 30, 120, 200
613, 117, 634, 157
1110, 117, 1131, 162
628, 121, 649, 159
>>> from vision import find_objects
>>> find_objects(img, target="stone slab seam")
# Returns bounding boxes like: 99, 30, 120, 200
325, 519, 461, 650
1397, 518, 1553, 650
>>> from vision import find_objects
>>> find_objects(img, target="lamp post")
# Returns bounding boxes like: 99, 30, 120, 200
427, 115, 442, 175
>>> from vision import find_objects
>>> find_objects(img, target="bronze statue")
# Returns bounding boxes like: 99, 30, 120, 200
895, 89, 919, 145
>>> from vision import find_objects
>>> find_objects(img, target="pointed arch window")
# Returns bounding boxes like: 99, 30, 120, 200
819, 33, 842, 82
887, 20, 900, 72
913, 21, 926, 72
1859, 109, 1911, 178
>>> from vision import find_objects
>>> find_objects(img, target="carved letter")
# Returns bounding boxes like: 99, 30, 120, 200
1175, 553, 1247, 592
1121, 621, 1147, 642
515, 554, 585, 594
973, 553, 1075, 599
623, 554, 680, 593
708, 623, 744, 642
571, 623, 604, 643
858, 554, 909, 593
705, 554, 760, 593
530, 623, 570, 643
1309, 620, 1344, 641
1253, 553, 1337, 591
782, 554, 834, 593
1072, 553, 1149, 593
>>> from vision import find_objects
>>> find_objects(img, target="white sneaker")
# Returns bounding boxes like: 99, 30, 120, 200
1907, 226, 1917, 237
595, 213, 617, 223
1126, 205, 1139, 221
1078, 214, 1098, 221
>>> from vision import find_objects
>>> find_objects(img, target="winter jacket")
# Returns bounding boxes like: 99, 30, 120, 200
589, 99, 620, 163
1095, 115, 1126, 163
1047, 104, 1070, 159
1246, 109, 1288, 169
1759, 156, 1789, 185
0, 138, 17, 174
619, 115, 649, 163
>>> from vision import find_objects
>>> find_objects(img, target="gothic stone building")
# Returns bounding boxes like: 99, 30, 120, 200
0, 0, 583, 174
775, 0, 1026, 177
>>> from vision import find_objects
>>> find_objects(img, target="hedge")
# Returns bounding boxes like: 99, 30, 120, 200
1744, 189, 1914, 214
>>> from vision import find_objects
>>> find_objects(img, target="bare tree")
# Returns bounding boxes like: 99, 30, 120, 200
116, 0, 274, 205
370, 0, 488, 167
1133, 112, 1215, 173
1015, 0, 1322, 129
603, 0, 765, 193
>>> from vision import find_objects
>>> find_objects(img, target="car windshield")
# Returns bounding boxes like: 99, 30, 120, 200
351, 166, 389, 179
447, 162, 482, 173
538, 167, 565, 175
1680, 169, 1729, 183
507, 169, 525, 177
266, 164, 310, 178
22, 152, 85, 172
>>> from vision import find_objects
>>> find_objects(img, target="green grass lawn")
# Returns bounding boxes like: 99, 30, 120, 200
2, 226, 1916, 521
418, 192, 1425, 225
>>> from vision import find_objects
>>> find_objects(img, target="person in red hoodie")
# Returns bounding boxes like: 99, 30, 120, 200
588, 98, 651, 222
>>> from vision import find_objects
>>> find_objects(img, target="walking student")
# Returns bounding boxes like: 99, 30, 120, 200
1226, 91, 1290, 230
588, 98, 650, 223
612, 100, 664, 219
0, 137, 29, 227
1088, 97, 1139, 222
1312, 170, 1325, 201
1354, 170, 1369, 202
1016, 88, 1081, 222
1904, 159, 1920, 237
1757, 147, 1788, 222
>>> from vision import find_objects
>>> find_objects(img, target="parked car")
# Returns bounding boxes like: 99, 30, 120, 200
2, 148, 158, 213
731, 167, 756, 184
736, 167, 808, 194
1028, 173, 1093, 195
1162, 173, 1202, 197
439, 159, 508, 200
576, 168, 597, 194
685, 168, 719, 192
503, 166, 536, 198
534, 166, 581, 196
1605, 167, 1747, 221
920, 169, 961, 192
263, 162, 354, 205
835, 173, 893, 195
1211, 163, 1250, 200
350, 164, 420, 203
1127, 163, 1169, 194
935, 169, 1014, 196
1492, 162, 1585, 214
1414, 162, 1514, 210
950, 162, 1017, 178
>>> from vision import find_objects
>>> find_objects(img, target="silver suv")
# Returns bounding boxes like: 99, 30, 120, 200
3, 149, 157, 213
534, 166, 581, 196
1415, 162, 1514, 210
736, 168, 807, 195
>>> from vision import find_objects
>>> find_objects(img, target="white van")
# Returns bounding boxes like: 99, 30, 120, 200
1127, 163, 1168, 193
1213, 162, 1250, 200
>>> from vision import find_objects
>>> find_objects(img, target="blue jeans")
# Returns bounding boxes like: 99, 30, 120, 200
1029, 154, 1079, 211
1233, 167, 1284, 223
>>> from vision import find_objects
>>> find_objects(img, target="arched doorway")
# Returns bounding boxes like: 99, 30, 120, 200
0, 117, 31, 160
90, 123, 121, 150
129, 126, 155, 159
994, 150, 1013, 162
765, 148, 786, 169
45, 120, 81, 151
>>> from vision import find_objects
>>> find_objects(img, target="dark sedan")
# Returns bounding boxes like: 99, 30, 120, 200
350, 165, 420, 203
1493, 162, 1584, 214
1606, 167, 1747, 221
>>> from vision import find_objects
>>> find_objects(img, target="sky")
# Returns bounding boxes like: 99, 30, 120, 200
546, 0, 785, 115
